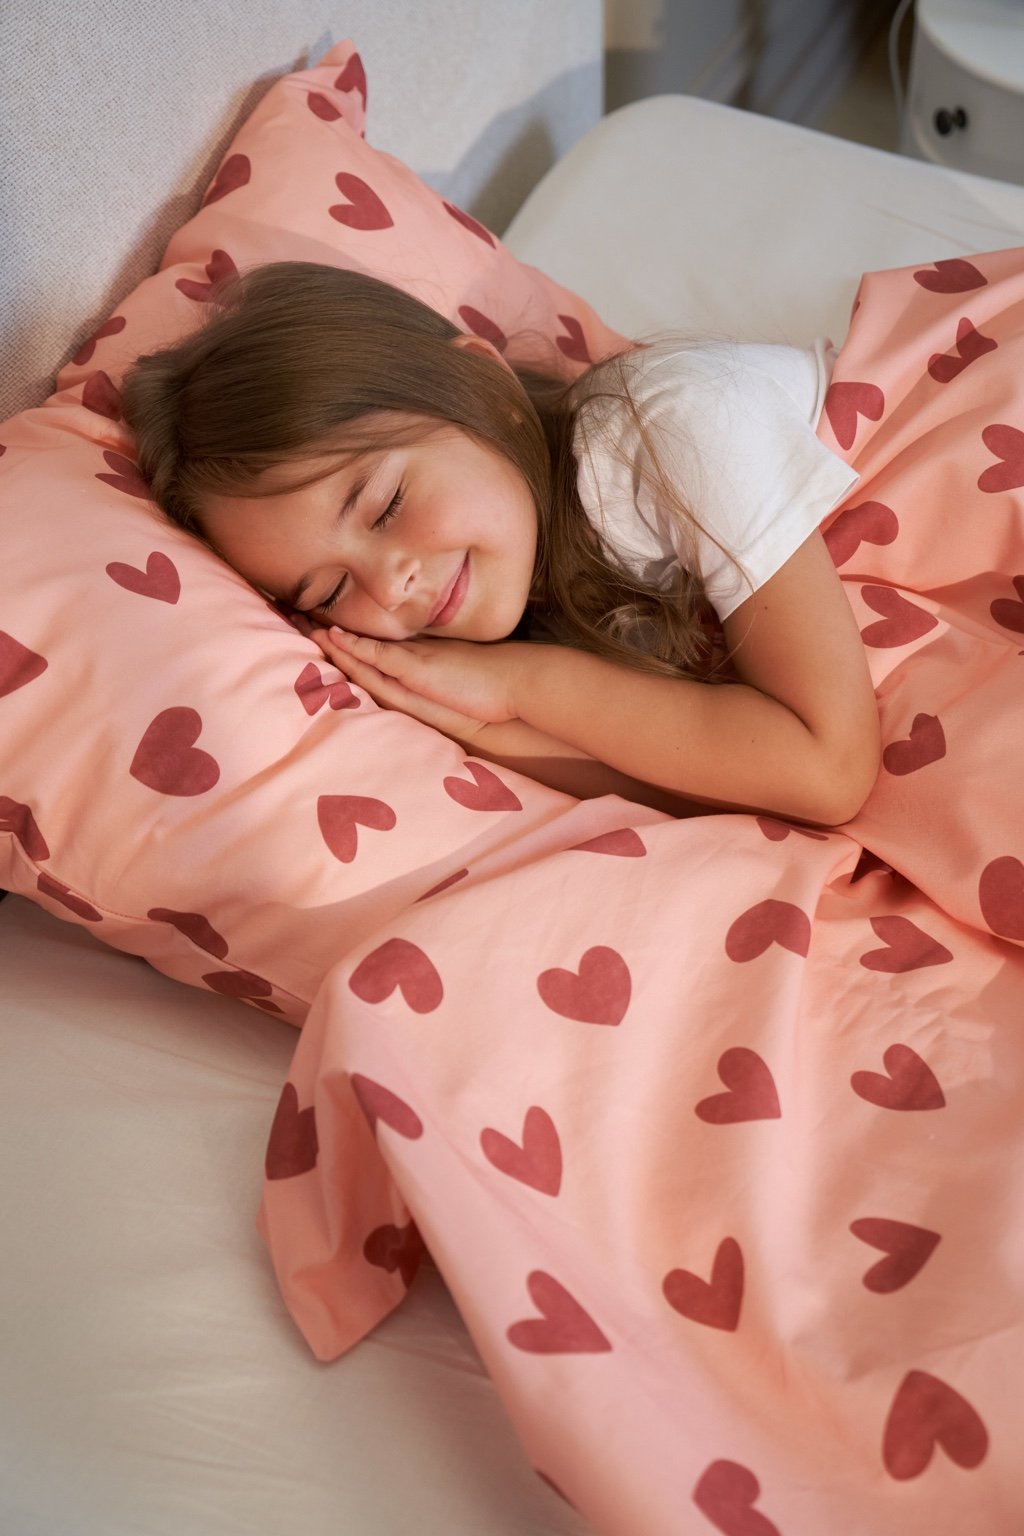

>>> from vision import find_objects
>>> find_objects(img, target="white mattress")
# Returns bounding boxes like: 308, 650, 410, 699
6, 93, 1024, 1536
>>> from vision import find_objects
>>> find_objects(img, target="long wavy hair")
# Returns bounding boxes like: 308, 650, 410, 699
120, 260, 736, 679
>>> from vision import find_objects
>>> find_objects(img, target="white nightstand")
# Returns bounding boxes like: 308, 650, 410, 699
901, 0, 1024, 185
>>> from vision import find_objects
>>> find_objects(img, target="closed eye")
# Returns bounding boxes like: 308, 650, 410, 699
373, 483, 405, 529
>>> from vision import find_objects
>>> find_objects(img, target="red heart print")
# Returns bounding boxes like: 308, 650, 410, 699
859, 916, 952, 972
663, 1238, 744, 1331
175, 248, 238, 303
480, 1107, 562, 1195
755, 817, 828, 843
130, 707, 220, 796
0, 631, 47, 697
82, 370, 122, 420
913, 258, 987, 293
570, 827, 647, 856
203, 153, 251, 206
537, 945, 630, 1026
457, 306, 508, 351
555, 314, 592, 365
329, 173, 394, 230
36, 873, 102, 923
990, 575, 1024, 634
927, 317, 998, 382
978, 424, 1024, 492
71, 315, 126, 366
349, 937, 444, 1013
106, 551, 181, 604
851, 1043, 945, 1110
695, 1048, 781, 1123
202, 967, 274, 1000
443, 761, 522, 811
860, 586, 938, 648
882, 712, 945, 775
363, 1222, 425, 1286
849, 1217, 941, 1293
507, 1272, 612, 1354
978, 855, 1024, 940
725, 899, 810, 961
307, 91, 341, 121
823, 501, 898, 567
442, 200, 495, 246
0, 796, 49, 860
692, 1460, 782, 1536
294, 661, 359, 714
265, 1083, 319, 1179
335, 52, 368, 109
883, 1370, 988, 1479
96, 449, 150, 500
824, 380, 884, 450
317, 794, 396, 862
349, 1074, 424, 1139
416, 868, 469, 901
147, 906, 229, 959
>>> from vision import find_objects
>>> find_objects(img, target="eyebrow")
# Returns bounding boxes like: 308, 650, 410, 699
284, 470, 369, 609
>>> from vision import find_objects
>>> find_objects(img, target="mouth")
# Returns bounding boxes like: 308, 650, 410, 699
427, 555, 469, 628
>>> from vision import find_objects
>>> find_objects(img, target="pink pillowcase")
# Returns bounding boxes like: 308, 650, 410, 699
0, 41, 628, 1022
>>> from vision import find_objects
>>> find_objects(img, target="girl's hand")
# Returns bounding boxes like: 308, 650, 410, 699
311, 626, 523, 739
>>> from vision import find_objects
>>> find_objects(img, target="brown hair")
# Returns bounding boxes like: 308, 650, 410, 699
120, 260, 733, 679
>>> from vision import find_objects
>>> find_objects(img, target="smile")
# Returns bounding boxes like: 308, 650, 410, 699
428, 556, 469, 628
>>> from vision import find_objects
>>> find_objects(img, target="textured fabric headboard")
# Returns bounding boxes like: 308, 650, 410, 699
0, 0, 602, 423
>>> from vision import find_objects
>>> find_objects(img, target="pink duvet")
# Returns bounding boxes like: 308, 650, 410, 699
259, 250, 1024, 1535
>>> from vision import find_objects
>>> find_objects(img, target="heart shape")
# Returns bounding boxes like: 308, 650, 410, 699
202, 967, 274, 1000
882, 712, 946, 775
755, 817, 828, 843
349, 937, 444, 1013
849, 1217, 941, 1292
82, 370, 122, 420
294, 661, 360, 714
334, 52, 368, 109
860, 586, 938, 648
147, 906, 229, 959
443, 760, 522, 811
990, 575, 1024, 634
695, 1048, 781, 1124
0, 796, 49, 860
0, 630, 47, 697
457, 305, 508, 351
927, 317, 998, 382
859, 915, 952, 972
978, 854, 1024, 940
36, 873, 102, 923
570, 827, 647, 856
202, 152, 251, 206
506, 1272, 611, 1354
725, 899, 810, 961
96, 449, 150, 500
442, 200, 495, 246
978, 423, 1024, 493
912, 258, 987, 293
692, 1460, 782, 1536
71, 314, 126, 366
175, 248, 238, 303
555, 314, 592, 365
349, 1074, 424, 1139
329, 172, 394, 230
536, 945, 630, 1026
480, 1107, 562, 1195
317, 794, 396, 862
823, 380, 884, 450
265, 1083, 319, 1180
106, 551, 181, 604
883, 1370, 988, 1480
851, 1043, 945, 1110
822, 500, 899, 567
130, 707, 220, 796
663, 1237, 744, 1331
363, 1222, 425, 1286
307, 91, 341, 122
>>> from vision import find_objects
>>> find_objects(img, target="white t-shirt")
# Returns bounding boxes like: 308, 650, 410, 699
572, 339, 859, 620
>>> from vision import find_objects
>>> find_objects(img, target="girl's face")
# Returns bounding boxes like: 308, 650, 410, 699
200, 416, 539, 642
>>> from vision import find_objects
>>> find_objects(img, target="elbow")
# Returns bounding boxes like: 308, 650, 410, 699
811, 730, 882, 827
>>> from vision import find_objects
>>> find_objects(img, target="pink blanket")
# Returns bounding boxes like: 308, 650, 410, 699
258, 250, 1024, 1535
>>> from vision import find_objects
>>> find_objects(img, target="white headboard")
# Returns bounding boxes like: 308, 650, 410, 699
0, 0, 602, 423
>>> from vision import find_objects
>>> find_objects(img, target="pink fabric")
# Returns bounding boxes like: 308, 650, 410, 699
259, 250, 1024, 1533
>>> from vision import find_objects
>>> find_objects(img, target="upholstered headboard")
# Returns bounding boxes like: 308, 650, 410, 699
0, 0, 602, 423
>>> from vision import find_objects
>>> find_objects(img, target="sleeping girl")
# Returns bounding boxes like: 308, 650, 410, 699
120, 260, 881, 825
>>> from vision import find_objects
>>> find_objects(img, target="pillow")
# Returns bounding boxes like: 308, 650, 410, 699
0, 41, 629, 1024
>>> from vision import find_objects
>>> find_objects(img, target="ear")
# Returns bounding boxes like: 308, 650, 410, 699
449, 332, 515, 374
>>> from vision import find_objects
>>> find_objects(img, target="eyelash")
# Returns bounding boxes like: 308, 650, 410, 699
312, 484, 405, 617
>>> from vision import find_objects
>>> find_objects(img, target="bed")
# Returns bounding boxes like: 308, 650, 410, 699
4, 7, 1024, 1535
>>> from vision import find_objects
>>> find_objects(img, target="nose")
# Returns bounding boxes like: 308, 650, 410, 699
359, 551, 418, 613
